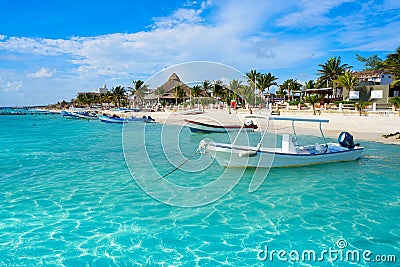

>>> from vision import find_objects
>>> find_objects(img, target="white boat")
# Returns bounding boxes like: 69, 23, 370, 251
199, 115, 364, 168
185, 118, 257, 133
61, 110, 80, 119
98, 115, 155, 123
74, 111, 98, 120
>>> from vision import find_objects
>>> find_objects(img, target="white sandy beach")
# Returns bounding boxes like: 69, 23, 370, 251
124, 109, 400, 145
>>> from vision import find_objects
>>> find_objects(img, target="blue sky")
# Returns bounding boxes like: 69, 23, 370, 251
1, 0, 400, 106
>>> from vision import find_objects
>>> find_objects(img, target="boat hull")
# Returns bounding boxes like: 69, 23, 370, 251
75, 112, 98, 120
206, 143, 364, 168
61, 111, 80, 119
98, 115, 155, 123
185, 119, 256, 133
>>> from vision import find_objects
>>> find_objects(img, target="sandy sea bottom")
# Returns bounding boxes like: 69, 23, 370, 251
0, 114, 399, 266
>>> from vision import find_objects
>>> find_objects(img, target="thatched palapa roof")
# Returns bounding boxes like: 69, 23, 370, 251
158, 73, 189, 99
153, 73, 209, 99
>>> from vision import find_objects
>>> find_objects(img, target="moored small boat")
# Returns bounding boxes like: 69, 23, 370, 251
74, 111, 98, 120
61, 110, 80, 119
184, 118, 257, 133
199, 115, 364, 168
99, 115, 155, 123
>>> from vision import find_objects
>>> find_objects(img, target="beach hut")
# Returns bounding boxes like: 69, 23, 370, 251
148, 73, 209, 105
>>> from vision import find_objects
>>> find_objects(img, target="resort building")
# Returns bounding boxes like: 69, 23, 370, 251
144, 73, 209, 106
354, 70, 394, 86
97, 84, 109, 94
342, 84, 399, 104
339, 70, 399, 104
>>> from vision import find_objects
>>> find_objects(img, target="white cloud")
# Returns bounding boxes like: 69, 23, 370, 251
2, 81, 23, 92
0, 0, 398, 106
152, 8, 203, 29
0, 35, 6, 41
276, 0, 356, 28
152, 1, 211, 29
27, 67, 54, 78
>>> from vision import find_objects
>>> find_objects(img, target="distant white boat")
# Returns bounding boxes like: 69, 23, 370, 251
60, 110, 80, 119
98, 115, 156, 123
74, 111, 98, 120
199, 115, 364, 168
176, 108, 204, 115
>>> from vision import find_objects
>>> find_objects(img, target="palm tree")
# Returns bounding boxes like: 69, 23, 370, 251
173, 85, 186, 106
389, 96, 400, 116
280, 79, 302, 101
257, 72, 278, 104
236, 85, 255, 113
335, 71, 358, 100
212, 80, 225, 100
355, 101, 370, 116
384, 46, 400, 86
76, 93, 88, 107
229, 79, 242, 95
220, 86, 233, 114
246, 70, 260, 106
173, 85, 180, 106
246, 70, 259, 87
198, 97, 213, 113
202, 80, 212, 96
304, 80, 316, 89
191, 85, 203, 108
127, 80, 147, 107
275, 86, 287, 101
229, 79, 242, 107
317, 56, 352, 97
85, 93, 96, 107
305, 94, 325, 115
192, 85, 203, 97
100, 91, 114, 107
154, 87, 166, 104
111, 86, 126, 107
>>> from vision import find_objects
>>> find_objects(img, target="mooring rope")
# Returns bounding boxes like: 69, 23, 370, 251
158, 147, 201, 180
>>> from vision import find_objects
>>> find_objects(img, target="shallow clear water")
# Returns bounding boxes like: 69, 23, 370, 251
0, 114, 399, 266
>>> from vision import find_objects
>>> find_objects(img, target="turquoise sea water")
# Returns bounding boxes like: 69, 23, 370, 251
0, 113, 399, 266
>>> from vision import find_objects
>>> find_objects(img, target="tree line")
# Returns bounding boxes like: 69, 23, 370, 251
64, 46, 400, 113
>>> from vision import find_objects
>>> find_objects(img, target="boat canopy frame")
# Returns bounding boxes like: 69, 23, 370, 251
231, 115, 330, 150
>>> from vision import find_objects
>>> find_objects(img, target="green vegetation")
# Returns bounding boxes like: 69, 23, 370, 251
317, 56, 352, 88
335, 71, 358, 100
355, 54, 384, 70
384, 47, 400, 86
280, 79, 302, 101
389, 96, 400, 116
67, 45, 400, 113
355, 101, 371, 116
288, 100, 303, 106
304, 94, 325, 115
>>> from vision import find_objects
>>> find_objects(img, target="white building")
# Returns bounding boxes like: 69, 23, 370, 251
380, 73, 394, 85
97, 84, 108, 94
354, 70, 394, 85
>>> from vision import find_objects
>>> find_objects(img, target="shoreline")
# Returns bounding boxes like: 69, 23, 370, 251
124, 109, 400, 145
45, 107, 400, 145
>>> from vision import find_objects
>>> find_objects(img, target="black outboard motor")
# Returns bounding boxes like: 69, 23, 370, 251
338, 131, 355, 149
244, 120, 258, 129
